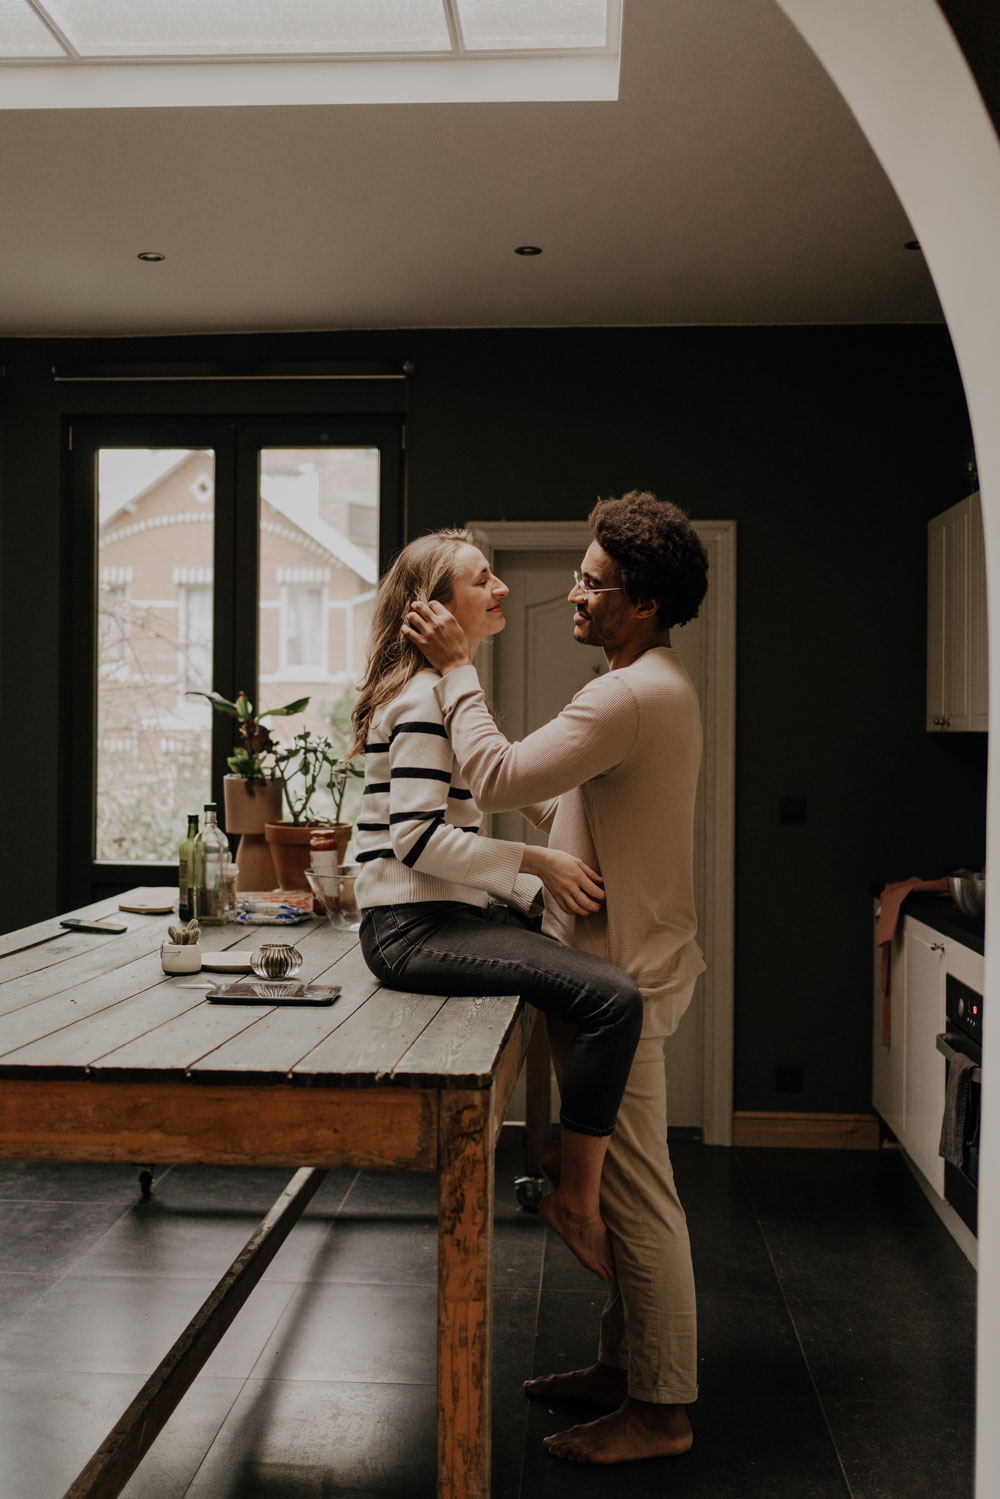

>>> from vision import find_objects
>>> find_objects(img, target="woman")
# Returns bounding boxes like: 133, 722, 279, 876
351, 529, 642, 1281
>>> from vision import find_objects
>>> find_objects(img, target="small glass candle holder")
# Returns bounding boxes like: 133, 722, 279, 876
250, 942, 303, 979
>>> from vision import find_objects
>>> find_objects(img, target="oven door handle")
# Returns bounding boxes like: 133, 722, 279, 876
936, 1032, 982, 1084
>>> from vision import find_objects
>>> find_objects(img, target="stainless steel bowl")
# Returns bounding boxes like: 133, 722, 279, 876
947, 872, 985, 918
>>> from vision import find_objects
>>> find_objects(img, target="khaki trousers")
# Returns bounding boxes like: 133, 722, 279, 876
548, 980, 698, 1405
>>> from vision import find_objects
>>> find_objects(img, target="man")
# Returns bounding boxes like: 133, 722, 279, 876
402, 490, 709, 1465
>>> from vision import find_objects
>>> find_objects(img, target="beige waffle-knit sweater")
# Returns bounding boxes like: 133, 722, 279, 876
435, 646, 705, 1014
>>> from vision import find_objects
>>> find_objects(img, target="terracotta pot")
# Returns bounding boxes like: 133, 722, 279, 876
264, 821, 352, 893
223, 778, 284, 891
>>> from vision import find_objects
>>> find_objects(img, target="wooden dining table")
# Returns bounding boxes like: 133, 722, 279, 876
0, 889, 536, 1499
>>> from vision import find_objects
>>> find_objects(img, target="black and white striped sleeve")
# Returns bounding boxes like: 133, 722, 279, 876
381, 680, 524, 896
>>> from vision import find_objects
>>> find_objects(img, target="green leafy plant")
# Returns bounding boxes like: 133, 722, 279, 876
186, 689, 310, 788
167, 918, 201, 945
269, 730, 364, 826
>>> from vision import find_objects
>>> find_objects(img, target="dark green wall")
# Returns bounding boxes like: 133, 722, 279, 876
0, 324, 984, 1115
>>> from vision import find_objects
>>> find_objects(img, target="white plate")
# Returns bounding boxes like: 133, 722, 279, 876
201, 952, 256, 972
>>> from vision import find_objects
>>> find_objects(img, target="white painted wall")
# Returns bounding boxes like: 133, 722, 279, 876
774, 5, 1000, 1492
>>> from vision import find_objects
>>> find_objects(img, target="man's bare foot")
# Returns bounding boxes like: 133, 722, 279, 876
538, 1146, 561, 1188
544, 1398, 693, 1464
538, 1191, 615, 1279
523, 1361, 627, 1406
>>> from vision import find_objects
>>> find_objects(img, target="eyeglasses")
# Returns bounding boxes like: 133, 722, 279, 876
572, 570, 622, 596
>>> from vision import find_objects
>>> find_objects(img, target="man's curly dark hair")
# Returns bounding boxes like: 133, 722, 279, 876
588, 490, 708, 630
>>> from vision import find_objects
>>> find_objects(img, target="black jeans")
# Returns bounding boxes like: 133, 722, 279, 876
360, 901, 643, 1137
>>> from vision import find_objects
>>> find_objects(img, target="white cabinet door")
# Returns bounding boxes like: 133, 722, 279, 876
902, 922, 947, 1195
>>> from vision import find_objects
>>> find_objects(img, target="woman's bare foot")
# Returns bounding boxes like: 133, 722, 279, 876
544, 1398, 693, 1464
523, 1362, 627, 1406
538, 1191, 615, 1279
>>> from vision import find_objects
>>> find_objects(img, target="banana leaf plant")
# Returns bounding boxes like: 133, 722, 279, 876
186, 689, 310, 790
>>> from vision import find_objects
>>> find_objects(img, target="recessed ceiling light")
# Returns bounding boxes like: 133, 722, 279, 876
515, 245, 542, 256
137, 251, 166, 262
904, 240, 921, 251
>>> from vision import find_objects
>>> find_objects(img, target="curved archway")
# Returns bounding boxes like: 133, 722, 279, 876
774, 5, 1000, 1491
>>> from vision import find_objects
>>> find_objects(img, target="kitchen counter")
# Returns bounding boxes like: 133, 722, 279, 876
889, 893, 985, 956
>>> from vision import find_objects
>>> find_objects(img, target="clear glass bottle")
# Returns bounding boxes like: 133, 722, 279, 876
177, 812, 199, 923
192, 803, 229, 925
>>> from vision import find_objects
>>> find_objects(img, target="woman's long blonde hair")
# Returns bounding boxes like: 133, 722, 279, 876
350, 528, 475, 757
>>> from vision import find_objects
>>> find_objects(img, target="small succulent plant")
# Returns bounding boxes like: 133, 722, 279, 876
167, 918, 201, 946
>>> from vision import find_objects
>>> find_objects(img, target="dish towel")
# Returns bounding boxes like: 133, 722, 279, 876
876, 877, 949, 1046
939, 1051, 978, 1167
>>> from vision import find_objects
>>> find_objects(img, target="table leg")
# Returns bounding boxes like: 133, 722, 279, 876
523, 1014, 551, 1176
438, 1088, 494, 1499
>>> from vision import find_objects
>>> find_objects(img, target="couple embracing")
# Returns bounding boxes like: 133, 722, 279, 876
350, 490, 708, 1465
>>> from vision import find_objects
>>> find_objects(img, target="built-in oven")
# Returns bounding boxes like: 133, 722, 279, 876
936, 974, 982, 1237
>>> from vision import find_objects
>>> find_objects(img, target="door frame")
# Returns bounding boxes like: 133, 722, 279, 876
468, 518, 736, 1147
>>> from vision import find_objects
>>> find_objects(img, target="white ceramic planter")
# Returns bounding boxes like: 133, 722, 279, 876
161, 942, 203, 974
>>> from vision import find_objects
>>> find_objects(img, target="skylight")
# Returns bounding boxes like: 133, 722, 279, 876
0, 0, 620, 107
0, 0, 616, 62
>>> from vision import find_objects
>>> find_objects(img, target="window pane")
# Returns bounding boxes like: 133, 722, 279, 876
42, 0, 450, 57
96, 448, 214, 862
258, 446, 378, 822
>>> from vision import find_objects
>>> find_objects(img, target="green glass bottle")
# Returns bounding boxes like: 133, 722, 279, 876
177, 813, 199, 922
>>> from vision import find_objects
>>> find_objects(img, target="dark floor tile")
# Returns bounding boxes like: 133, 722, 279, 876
155, 1163, 358, 1216
252, 1280, 437, 1385
0, 1272, 296, 1378
737, 1146, 939, 1226
0, 1272, 62, 1326
670, 1142, 757, 1221
338, 1168, 439, 1218
494, 1212, 545, 1289
824, 1398, 974, 1499
303, 1215, 438, 1284
183, 1378, 437, 1499
519, 1393, 851, 1498
0, 1198, 127, 1274
688, 1217, 781, 1298
763, 1217, 977, 1309
697, 1294, 812, 1397
531, 1287, 607, 1379
0, 1369, 243, 1499
789, 1295, 975, 1404
67, 1197, 336, 1285
0, 1159, 149, 1204
492, 1287, 540, 1499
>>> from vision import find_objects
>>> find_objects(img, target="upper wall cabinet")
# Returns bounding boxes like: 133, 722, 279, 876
927, 491, 988, 732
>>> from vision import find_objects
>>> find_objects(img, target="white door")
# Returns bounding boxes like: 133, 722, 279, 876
472, 520, 735, 1140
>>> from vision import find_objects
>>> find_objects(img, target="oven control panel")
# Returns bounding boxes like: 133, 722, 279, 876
946, 973, 983, 1046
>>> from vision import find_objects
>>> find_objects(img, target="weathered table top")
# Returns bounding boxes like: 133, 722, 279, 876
0, 891, 525, 1093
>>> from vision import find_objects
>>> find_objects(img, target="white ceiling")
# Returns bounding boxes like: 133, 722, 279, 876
0, 0, 942, 337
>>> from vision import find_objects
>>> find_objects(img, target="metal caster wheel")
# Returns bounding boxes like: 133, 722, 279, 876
514, 1175, 546, 1212
138, 1169, 153, 1201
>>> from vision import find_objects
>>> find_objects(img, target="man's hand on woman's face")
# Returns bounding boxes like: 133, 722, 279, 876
402, 599, 472, 674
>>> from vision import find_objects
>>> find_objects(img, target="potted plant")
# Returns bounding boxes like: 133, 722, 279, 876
186, 689, 309, 890
161, 918, 202, 974
264, 729, 364, 890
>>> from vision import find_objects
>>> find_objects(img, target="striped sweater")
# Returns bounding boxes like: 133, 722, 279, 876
354, 669, 542, 914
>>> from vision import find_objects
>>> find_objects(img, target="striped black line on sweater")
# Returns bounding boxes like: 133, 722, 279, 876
403, 815, 444, 867
363, 782, 390, 796
356, 848, 396, 863
389, 809, 445, 824
356, 821, 389, 833
389, 720, 449, 741
365, 742, 390, 755
448, 786, 473, 800
391, 766, 451, 782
